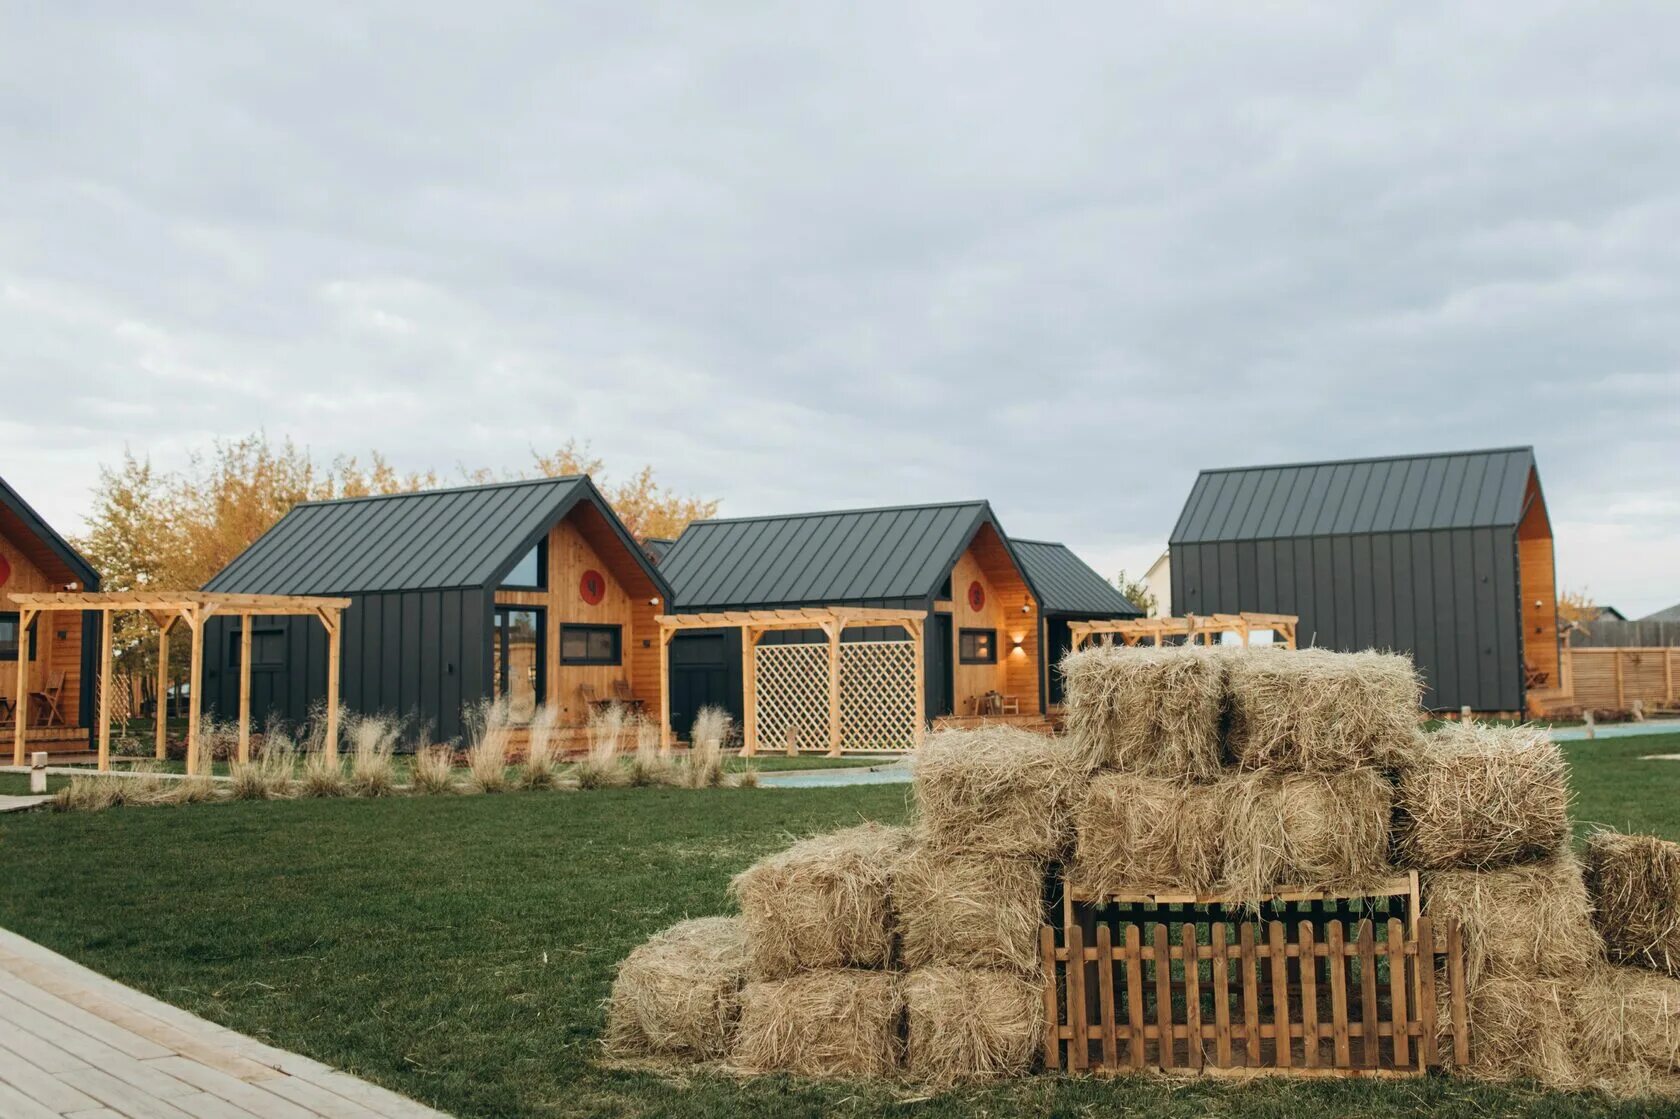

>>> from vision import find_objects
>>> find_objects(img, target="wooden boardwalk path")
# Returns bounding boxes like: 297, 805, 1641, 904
0, 927, 451, 1118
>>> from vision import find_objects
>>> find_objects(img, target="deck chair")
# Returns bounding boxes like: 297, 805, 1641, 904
29, 671, 66, 726
611, 679, 644, 715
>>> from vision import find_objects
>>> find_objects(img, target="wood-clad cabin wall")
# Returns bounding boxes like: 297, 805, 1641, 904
494, 502, 663, 726
0, 527, 85, 728
1516, 470, 1560, 691
949, 523, 1041, 714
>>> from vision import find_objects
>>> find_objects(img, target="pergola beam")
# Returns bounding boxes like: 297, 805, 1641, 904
1069, 612, 1300, 652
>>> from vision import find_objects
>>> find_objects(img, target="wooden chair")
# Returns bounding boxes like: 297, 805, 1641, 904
611, 679, 645, 715
0, 695, 13, 726
999, 694, 1022, 716
29, 671, 66, 726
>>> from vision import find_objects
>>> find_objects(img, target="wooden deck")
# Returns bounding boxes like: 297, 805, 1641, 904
929, 711, 1058, 735
0, 926, 450, 1118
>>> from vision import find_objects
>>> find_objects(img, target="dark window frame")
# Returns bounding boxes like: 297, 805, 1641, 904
228, 625, 287, 672
560, 623, 622, 666
958, 627, 997, 665
0, 612, 38, 662
501, 538, 549, 591
494, 605, 547, 707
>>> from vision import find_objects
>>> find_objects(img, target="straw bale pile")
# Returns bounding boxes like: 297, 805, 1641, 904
1059, 645, 1225, 779
605, 916, 748, 1059
1225, 647, 1421, 771
895, 845, 1043, 973
732, 969, 904, 1078
913, 726, 1086, 858
1395, 721, 1569, 869
904, 966, 1041, 1085
1583, 830, 1680, 977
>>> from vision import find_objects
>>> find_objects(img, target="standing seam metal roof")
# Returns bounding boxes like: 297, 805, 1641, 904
659, 501, 1011, 611
1169, 447, 1538, 544
1011, 539, 1142, 617
0, 474, 100, 589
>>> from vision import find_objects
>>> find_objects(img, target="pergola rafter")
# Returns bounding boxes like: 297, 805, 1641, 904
655, 606, 928, 755
1070, 612, 1298, 652
9, 591, 350, 773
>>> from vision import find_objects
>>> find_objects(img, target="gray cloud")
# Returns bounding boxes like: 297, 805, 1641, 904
1, 3, 1676, 613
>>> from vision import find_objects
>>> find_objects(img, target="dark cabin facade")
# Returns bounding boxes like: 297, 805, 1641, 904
1012, 538, 1145, 706
0, 474, 102, 747
202, 477, 672, 742
656, 501, 1138, 736
1169, 447, 1557, 713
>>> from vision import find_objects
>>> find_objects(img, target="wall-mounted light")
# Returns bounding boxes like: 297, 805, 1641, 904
1020, 604, 1031, 614
649, 597, 661, 606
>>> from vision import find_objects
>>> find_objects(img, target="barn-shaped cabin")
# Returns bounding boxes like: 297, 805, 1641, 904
655, 501, 1134, 750
1169, 446, 1557, 714
1011, 538, 1145, 707
1, 474, 101, 751
202, 476, 672, 743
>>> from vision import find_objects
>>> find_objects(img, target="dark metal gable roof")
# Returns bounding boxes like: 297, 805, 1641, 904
1170, 447, 1538, 545
0, 474, 100, 589
1012, 539, 1142, 617
204, 476, 671, 599
660, 501, 1020, 611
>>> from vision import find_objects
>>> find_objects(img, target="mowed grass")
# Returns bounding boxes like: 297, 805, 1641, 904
0, 734, 1677, 1118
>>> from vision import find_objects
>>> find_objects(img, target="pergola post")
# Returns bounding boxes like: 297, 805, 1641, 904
658, 624, 674, 755
908, 618, 926, 748
237, 621, 253, 764
825, 620, 842, 757
155, 616, 174, 761
97, 608, 114, 771
12, 607, 34, 765
185, 606, 205, 775
741, 625, 759, 757
321, 607, 341, 764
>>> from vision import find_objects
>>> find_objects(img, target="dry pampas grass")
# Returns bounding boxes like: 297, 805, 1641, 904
1424, 850, 1602, 988
346, 713, 401, 797
731, 969, 904, 1079
605, 916, 749, 1060
904, 966, 1041, 1085
1573, 963, 1680, 1089
1220, 768, 1395, 904
1225, 647, 1422, 772
730, 823, 909, 980
410, 745, 457, 795
1069, 773, 1227, 896
1059, 645, 1225, 780
1395, 722, 1569, 870
912, 727, 1086, 859
895, 846, 1045, 974
1583, 830, 1680, 977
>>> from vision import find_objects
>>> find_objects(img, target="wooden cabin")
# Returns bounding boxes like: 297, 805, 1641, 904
201, 477, 672, 745
655, 500, 1061, 746
1169, 446, 1558, 715
1010, 538, 1146, 707
0, 474, 101, 750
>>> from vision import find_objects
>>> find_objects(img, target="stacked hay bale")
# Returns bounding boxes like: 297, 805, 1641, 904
1063, 644, 1414, 902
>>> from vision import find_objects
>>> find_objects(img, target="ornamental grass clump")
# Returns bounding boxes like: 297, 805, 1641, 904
410, 744, 458, 795
577, 702, 629, 789
1059, 645, 1226, 780
682, 706, 730, 789
53, 774, 126, 812
347, 713, 401, 797
299, 747, 348, 797
627, 716, 670, 787
228, 723, 297, 800
904, 966, 1042, 1085
731, 969, 904, 1079
1582, 830, 1680, 977
913, 726, 1086, 859
463, 699, 514, 793
518, 704, 561, 790
1225, 647, 1422, 772
606, 916, 750, 1060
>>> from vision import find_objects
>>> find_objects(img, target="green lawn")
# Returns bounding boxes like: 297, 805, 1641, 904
0, 735, 1677, 1118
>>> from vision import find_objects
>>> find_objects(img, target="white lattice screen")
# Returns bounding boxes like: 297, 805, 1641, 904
754, 643, 830, 753
840, 640, 917, 752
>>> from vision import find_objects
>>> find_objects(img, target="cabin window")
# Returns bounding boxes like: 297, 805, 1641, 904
958, 628, 996, 664
0, 613, 38, 661
493, 607, 544, 721
561, 624, 621, 666
502, 539, 548, 589
228, 627, 287, 671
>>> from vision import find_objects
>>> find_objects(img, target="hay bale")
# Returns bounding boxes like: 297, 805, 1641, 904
895, 845, 1045, 974
912, 727, 1086, 859
1423, 850, 1603, 988
1451, 976, 1581, 1086
1059, 645, 1225, 780
904, 966, 1041, 1085
605, 916, 748, 1060
1395, 722, 1569, 870
1225, 648, 1422, 772
729, 822, 909, 980
1573, 963, 1680, 1088
1221, 769, 1395, 903
1583, 830, 1680, 977
731, 969, 903, 1078
1069, 773, 1227, 896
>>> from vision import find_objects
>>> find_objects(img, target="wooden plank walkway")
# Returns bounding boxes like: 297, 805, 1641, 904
0, 928, 451, 1118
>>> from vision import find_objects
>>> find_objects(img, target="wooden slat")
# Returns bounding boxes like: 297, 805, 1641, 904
1096, 923, 1118, 1068
1299, 920, 1319, 1069
1125, 925, 1146, 1070
1358, 919, 1379, 1068
1153, 923, 1174, 1069
1182, 922, 1203, 1070
1387, 918, 1409, 1068
1416, 917, 1438, 1068
1268, 920, 1292, 1069
1446, 918, 1468, 1068
1040, 926, 1059, 1071
1326, 920, 1351, 1067
1067, 922, 1088, 1071
1240, 922, 1261, 1067
1212, 922, 1232, 1067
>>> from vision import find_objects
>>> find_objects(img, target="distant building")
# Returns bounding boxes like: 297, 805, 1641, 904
1142, 551, 1171, 618
1643, 603, 1680, 623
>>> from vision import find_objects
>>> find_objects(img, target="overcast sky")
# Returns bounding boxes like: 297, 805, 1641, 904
2, 4, 1676, 615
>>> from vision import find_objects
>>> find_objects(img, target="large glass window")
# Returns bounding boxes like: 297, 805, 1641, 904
0, 613, 37, 661
560, 624, 621, 666
494, 607, 544, 721
958, 628, 996, 664
502, 539, 547, 589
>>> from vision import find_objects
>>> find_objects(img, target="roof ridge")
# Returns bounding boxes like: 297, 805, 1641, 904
686, 499, 988, 527
290, 475, 585, 510
1195, 446, 1533, 477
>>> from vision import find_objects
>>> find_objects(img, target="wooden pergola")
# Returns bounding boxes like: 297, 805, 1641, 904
656, 606, 928, 755
8, 591, 350, 773
1070, 612, 1298, 652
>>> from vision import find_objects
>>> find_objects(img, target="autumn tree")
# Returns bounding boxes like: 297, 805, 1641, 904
531, 440, 718, 540
1557, 587, 1599, 645
1113, 569, 1158, 617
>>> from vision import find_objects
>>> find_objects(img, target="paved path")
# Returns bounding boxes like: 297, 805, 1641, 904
756, 760, 913, 788
1550, 719, 1680, 742
0, 794, 52, 813
0, 928, 451, 1119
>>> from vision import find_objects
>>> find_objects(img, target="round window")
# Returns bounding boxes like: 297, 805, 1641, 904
967, 580, 985, 612
579, 569, 606, 605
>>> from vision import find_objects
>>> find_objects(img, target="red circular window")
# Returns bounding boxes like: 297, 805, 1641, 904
579, 569, 606, 605
0, 555, 9, 589
967, 580, 985, 612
